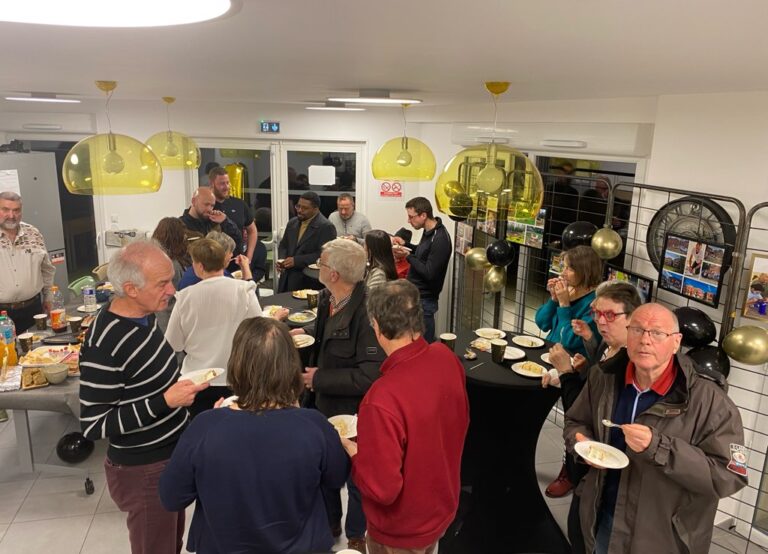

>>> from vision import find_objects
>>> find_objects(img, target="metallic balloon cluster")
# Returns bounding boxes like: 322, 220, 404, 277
561, 220, 623, 260
464, 240, 517, 293
722, 325, 768, 366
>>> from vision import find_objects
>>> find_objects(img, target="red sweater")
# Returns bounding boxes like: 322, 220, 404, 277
351, 338, 469, 548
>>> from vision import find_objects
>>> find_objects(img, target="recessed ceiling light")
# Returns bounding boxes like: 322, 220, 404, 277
5, 93, 81, 104
0, 0, 232, 27
306, 102, 365, 112
328, 89, 421, 105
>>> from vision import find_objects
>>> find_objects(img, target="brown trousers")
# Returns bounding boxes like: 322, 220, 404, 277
104, 457, 185, 554
366, 535, 439, 554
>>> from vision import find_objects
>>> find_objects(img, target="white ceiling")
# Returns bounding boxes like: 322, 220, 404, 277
1, 0, 768, 108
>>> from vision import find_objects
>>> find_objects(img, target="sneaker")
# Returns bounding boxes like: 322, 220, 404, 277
545, 463, 573, 498
347, 537, 367, 554
0, 409, 7, 423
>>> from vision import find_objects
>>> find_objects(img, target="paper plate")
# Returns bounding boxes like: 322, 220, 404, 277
511, 361, 546, 378
262, 305, 285, 318
503, 346, 526, 361
328, 414, 358, 439
511, 335, 545, 348
19, 346, 72, 367
575, 440, 629, 469
179, 368, 225, 385
307, 263, 320, 270
77, 304, 103, 313
292, 334, 315, 348
475, 328, 505, 340
221, 395, 239, 408
288, 311, 317, 324
291, 289, 314, 299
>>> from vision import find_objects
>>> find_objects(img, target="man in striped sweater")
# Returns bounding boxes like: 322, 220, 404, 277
79, 240, 207, 554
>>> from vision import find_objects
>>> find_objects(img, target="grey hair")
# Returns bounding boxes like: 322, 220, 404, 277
323, 238, 366, 283
0, 191, 21, 203
367, 280, 424, 340
108, 239, 167, 297
205, 230, 235, 255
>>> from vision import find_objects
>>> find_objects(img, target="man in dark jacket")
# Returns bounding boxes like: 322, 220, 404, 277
392, 197, 452, 343
564, 303, 747, 554
277, 191, 336, 292
298, 238, 385, 554
179, 186, 242, 255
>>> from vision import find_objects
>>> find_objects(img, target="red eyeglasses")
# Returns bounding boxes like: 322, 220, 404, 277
590, 308, 626, 322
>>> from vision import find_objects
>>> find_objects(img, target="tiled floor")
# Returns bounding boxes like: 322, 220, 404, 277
0, 409, 755, 552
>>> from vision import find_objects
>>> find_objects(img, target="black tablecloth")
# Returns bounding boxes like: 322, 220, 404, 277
440, 330, 571, 554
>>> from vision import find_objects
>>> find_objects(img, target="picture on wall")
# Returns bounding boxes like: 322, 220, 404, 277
506, 207, 546, 249
548, 248, 565, 279
455, 222, 474, 256
605, 265, 654, 303
658, 233, 727, 308
742, 253, 768, 322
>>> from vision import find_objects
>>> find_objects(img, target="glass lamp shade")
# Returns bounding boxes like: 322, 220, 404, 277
434, 144, 544, 222
372, 136, 436, 181
63, 133, 163, 195
146, 131, 201, 169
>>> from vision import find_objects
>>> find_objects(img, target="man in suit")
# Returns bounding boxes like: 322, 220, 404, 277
277, 191, 336, 293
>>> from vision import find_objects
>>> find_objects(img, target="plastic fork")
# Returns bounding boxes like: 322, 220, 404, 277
602, 418, 622, 429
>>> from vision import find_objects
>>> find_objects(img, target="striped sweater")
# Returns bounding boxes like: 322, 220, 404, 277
79, 307, 188, 465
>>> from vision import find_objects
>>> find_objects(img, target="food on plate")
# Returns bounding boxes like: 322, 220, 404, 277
20, 351, 56, 365
293, 334, 314, 348
308, 263, 320, 270
204, 369, 218, 382
519, 361, 544, 375
262, 305, 284, 318
463, 349, 478, 360
291, 289, 314, 299
288, 311, 315, 323
96, 283, 114, 291
22, 367, 48, 388
588, 445, 606, 462
512, 336, 544, 348
476, 329, 503, 340
469, 338, 491, 352
332, 419, 349, 437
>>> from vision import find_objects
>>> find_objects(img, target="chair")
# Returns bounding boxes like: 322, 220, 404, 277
92, 263, 109, 282
68, 276, 96, 302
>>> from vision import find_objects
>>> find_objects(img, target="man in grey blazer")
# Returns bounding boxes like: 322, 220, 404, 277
277, 191, 337, 293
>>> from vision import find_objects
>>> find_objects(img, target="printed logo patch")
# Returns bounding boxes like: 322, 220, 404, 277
727, 443, 748, 476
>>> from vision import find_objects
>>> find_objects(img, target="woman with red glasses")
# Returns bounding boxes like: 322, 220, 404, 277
543, 281, 643, 554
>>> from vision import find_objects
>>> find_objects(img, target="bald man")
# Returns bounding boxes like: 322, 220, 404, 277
564, 303, 747, 553
180, 187, 242, 256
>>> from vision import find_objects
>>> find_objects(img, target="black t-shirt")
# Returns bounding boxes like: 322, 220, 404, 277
215, 196, 254, 234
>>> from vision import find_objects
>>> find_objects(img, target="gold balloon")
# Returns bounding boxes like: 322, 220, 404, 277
722, 326, 768, 365
591, 227, 623, 260
465, 247, 491, 271
443, 180, 465, 198
483, 266, 507, 293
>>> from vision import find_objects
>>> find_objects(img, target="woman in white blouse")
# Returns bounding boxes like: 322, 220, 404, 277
165, 238, 287, 416
364, 230, 398, 291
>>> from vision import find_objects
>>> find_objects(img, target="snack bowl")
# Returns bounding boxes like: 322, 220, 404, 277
42, 363, 69, 385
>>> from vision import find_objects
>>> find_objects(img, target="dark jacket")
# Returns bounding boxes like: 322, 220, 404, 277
277, 213, 336, 293
405, 218, 452, 301
179, 208, 243, 255
564, 353, 747, 554
308, 281, 385, 417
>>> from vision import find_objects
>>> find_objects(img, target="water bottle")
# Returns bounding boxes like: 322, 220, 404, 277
0, 315, 17, 367
82, 285, 97, 313
50, 285, 67, 334
0, 311, 16, 339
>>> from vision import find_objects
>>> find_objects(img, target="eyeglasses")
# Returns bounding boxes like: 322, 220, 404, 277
316, 258, 331, 270
626, 326, 680, 342
590, 308, 626, 322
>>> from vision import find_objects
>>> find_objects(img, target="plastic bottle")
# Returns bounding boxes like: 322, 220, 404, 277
50, 285, 67, 334
0, 315, 17, 366
0, 310, 15, 339
82, 285, 97, 313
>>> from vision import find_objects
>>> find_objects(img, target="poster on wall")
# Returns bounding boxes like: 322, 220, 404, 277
742, 253, 768, 322
548, 248, 564, 280
605, 265, 654, 303
475, 194, 498, 236
658, 233, 728, 308
377, 181, 403, 200
455, 222, 474, 255
506, 207, 546, 249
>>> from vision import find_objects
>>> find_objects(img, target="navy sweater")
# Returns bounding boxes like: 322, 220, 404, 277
159, 406, 349, 554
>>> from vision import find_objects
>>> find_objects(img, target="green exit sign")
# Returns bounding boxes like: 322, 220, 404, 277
260, 121, 280, 133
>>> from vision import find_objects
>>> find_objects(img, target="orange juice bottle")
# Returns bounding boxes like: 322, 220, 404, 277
0, 315, 17, 367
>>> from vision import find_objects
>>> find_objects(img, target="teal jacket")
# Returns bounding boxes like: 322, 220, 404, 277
534, 292, 600, 358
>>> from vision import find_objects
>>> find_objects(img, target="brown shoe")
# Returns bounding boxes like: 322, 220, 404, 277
330, 521, 342, 538
545, 463, 573, 498
347, 536, 367, 554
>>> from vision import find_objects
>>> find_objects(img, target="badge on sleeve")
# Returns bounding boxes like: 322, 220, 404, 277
727, 443, 748, 476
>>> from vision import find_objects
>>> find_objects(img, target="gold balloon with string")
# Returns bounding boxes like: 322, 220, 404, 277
443, 180, 465, 198
722, 326, 768, 365
483, 265, 507, 293
591, 227, 623, 260
465, 247, 491, 271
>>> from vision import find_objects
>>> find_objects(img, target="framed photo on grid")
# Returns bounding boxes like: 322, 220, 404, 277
604, 265, 654, 303
742, 253, 768, 322
658, 232, 728, 308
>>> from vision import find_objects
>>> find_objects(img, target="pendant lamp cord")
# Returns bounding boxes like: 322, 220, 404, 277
401, 104, 408, 138
104, 89, 114, 134
166, 103, 172, 133
491, 92, 498, 144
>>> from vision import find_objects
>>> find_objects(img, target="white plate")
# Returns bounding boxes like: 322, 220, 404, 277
511, 335, 545, 348
19, 346, 72, 367
475, 328, 505, 340
288, 311, 317, 324
291, 289, 314, 299
262, 305, 284, 318
77, 304, 103, 313
511, 361, 546, 378
541, 353, 552, 365
307, 263, 320, 270
293, 334, 315, 348
575, 440, 629, 469
221, 395, 239, 408
179, 368, 225, 385
503, 346, 526, 361
392, 245, 412, 253
328, 414, 358, 439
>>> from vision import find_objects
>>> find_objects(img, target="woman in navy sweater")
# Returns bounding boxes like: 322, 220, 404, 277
159, 317, 349, 554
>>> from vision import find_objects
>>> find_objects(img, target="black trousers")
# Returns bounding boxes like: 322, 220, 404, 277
6, 296, 43, 334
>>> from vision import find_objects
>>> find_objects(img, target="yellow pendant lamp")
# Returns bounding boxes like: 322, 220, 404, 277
372, 104, 436, 181
63, 81, 162, 195
146, 97, 201, 170
475, 82, 509, 194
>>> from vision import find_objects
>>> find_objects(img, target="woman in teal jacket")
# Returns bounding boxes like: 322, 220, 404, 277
535, 245, 603, 359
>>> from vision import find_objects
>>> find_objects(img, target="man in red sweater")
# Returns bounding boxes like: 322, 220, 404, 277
342, 280, 469, 553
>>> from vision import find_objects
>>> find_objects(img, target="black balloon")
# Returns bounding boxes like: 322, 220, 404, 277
561, 221, 598, 250
56, 432, 95, 464
486, 240, 517, 267
686, 345, 731, 379
674, 306, 717, 348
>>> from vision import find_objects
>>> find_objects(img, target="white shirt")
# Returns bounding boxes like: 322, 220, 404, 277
165, 276, 262, 386
0, 222, 56, 303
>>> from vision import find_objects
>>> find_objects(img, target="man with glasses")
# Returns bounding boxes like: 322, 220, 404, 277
564, 303, 747, 553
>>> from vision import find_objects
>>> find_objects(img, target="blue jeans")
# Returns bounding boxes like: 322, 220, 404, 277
594, 507, 614, 554
421, 297, 438, 343
324, 474, 366, 539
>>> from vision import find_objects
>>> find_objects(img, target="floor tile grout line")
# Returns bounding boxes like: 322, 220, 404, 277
78, 511, 100, 554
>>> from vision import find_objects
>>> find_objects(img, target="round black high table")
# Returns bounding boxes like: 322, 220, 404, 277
439, 330, 571, 554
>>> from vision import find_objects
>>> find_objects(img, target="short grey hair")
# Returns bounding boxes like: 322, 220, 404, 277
108, 239, 167, 297
367, 280, 424, 340
323, 238, 366, 284
205, 230, 235, 254
0, 191, 21, 203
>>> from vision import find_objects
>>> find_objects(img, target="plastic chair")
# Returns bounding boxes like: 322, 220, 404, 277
92, 263, 109, 282
68, 276, 95, 297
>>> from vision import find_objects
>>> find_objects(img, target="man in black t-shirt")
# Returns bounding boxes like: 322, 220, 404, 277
209, 167, 258, 262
